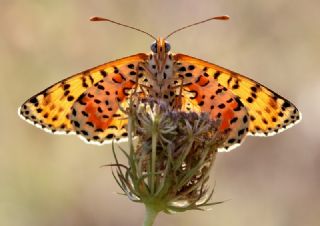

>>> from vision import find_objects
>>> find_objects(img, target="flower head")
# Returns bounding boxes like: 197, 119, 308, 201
110, 98, 227, 224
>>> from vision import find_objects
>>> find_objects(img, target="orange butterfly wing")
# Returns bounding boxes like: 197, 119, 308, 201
174, 54, 301, 137
171, 60, 249, 151
19, 53, 148, 143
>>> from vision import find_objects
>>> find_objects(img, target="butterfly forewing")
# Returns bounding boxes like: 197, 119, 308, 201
19, 53, 148, 141
174, 54, 301, 137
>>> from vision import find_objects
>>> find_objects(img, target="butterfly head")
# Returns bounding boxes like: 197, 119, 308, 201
151, 38, 171, 60
150, 38, 171, 54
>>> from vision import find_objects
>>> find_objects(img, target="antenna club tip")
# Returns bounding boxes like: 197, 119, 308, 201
213, 15, 230, 20
89, 16, 108, 22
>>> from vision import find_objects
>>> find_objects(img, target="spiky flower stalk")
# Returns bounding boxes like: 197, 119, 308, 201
110, 99, 227, 226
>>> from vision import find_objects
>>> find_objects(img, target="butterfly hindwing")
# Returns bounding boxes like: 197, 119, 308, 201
174, 54, 301, 137
70, 68, 140, 143
173, 62, 249, 151
19, 54, 148, 139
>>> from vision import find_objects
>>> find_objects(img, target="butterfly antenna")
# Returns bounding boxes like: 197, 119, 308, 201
90, 16, 157, 40
165, 15, 230, 39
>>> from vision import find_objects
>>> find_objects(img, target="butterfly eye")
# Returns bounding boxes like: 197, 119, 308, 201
150, 42, 157, 53
165, 42, 171, 52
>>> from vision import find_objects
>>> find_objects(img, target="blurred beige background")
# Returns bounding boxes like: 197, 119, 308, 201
1, 0, 319, 225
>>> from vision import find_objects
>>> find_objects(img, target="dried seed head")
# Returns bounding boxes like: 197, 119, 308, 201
111, 98, 227, 213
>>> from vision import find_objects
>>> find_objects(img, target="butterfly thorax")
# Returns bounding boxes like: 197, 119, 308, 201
147, 53, 175, 92
144, 38, 179, 106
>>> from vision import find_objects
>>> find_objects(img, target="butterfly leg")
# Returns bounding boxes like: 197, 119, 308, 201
170, 77, 186, 109
122, 62, 152, 105
136, 62, 159, 98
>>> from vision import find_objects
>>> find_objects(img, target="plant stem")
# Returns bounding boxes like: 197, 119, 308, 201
128, 112, 136, 159
143, 205, 159, 226
151, 117, 158, 194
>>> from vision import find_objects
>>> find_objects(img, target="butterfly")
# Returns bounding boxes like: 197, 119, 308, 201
18, 15, 301, 151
